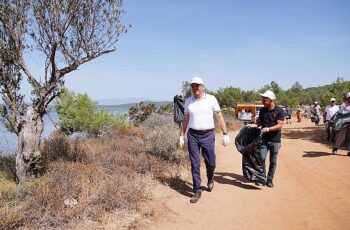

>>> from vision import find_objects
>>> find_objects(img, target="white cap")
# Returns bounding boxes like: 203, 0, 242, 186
190, 77, 204, 85
260, 90, 276, 100
346, 92, 350, 99
314, 101, 318, 104
330, 98, 336, 102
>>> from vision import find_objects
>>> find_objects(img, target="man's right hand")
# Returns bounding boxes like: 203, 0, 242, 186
179, 136, 185, 150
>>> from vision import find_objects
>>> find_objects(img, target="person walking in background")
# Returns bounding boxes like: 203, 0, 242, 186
324, 98, 339, 141
312, 101, 322, 123
297, 105, 302, 122
179, 77, 230, 203
332, 92, 350, 156
251, 90, 285, 188
285, 105, 292, 124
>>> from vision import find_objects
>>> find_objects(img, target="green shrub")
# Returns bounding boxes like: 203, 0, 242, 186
55, 88, 128, 135
128, 101, 156, 126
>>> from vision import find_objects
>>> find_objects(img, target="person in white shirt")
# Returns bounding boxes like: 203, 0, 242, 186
332, 92, 350, 156
324, 98, 339, 141
179, 77, 230, 203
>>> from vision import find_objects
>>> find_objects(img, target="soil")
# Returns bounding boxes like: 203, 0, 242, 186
146, 117, 350, 230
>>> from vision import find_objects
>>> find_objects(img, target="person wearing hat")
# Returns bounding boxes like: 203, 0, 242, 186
324, 97, 339, 141
285, 105, 292, 124
252, 90, 285, 188
312, 101, 322, 124
296, 105, 302, 122
179, 76, 230, 203
332, 92, 350, 156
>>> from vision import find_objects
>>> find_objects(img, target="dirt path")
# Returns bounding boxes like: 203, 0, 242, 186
147, 118, 350, 230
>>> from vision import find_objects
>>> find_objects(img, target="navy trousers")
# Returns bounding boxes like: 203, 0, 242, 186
187, 130, 216, 193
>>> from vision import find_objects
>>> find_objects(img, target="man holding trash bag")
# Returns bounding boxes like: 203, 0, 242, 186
250, 90, 285, 188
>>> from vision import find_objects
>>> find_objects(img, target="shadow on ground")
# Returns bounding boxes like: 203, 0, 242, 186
282, 126, 331, 145
303, 151, 349, 158
214, 172, 261, 190
158, 177, 193, 198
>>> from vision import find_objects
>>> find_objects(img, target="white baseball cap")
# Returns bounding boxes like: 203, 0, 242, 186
190, 77, 204, 85
330, 98, 336, 102
260, 90, 276, 100
346, 92, 350, 99
314, 101, 318, 104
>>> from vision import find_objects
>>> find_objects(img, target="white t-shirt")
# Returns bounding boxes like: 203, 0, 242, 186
184, 93, 221, 130
325, 104, 339, 121
340, 102, 350, 113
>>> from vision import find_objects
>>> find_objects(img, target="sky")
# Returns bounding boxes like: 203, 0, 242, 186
24, 0, 350, 102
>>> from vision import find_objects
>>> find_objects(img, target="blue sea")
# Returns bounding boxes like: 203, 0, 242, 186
0, 107, 129, 154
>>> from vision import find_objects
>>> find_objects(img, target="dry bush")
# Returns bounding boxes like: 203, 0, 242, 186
42, 130, 72, 162
0, 162, 147, 229
0, 154, 16, 181
142, 113, 185, 163
1, 121, 189, 229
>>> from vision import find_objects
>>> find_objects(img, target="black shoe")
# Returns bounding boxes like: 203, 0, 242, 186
190, 192, 202, 203
332, 148, 337, 155
266, 181, 274, 188
255, 182, 265, 187
207, 178, 214, 192
347, 152, 350, 157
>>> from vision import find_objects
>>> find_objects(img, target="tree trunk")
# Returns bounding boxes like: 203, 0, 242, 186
16, 106, 44, 182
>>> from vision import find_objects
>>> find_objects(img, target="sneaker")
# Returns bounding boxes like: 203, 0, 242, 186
255, 182, 265, 187
266, 181, 274, 188
190, 192, 202, 203
207, 178, 214, 192
332, 148, 337, 155
347, 152, 350, 157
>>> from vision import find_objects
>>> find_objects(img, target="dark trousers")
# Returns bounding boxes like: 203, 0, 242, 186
260, 141, 281, 183
187, 130, 216, 193
333, 124, 350, 151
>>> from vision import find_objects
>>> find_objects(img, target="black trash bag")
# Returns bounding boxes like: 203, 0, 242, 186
310, 112, 320, 123
235, 126, 266, 183
173, 95, 185, 126
330, 112, 350, 131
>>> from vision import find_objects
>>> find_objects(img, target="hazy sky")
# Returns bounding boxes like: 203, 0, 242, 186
25, 0, 350, 101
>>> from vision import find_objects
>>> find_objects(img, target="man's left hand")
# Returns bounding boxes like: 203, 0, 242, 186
261, 127, 270, 133
222, 134, 230, 146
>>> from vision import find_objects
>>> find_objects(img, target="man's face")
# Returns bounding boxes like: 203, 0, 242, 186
191, 83, 204, 97
331, 101, 335, 105
261, 97, 272, 107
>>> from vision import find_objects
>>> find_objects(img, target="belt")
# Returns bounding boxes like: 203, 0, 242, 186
189, 128, 214, 135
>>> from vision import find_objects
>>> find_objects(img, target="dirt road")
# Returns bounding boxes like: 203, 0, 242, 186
147, 118, 350, 230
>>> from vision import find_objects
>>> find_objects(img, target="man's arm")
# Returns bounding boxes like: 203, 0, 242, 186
215, 111, 228, 134
180, 113, 189, 136
216, 111, 230, 146
266, 120, 284, 132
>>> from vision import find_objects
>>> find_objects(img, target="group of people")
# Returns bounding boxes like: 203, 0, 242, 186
179, 76, 350, 204
327, 93, 350, 156
179, 77, 284, 203
284, 105, 304, 124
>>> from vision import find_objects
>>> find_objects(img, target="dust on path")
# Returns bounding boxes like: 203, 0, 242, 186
146, 118, 350, 230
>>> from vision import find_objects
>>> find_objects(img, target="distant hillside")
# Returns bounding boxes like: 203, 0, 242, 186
99, 101, 172, 109
97, 97, 151, 105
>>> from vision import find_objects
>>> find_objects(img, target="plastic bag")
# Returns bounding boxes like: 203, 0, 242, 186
173, 95, 185, 126
330, 112, 350, 131
235, 126, 266, 183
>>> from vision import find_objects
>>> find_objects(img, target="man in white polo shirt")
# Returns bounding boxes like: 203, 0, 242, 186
179, 77, 230, 203
324, 97, 339, 141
